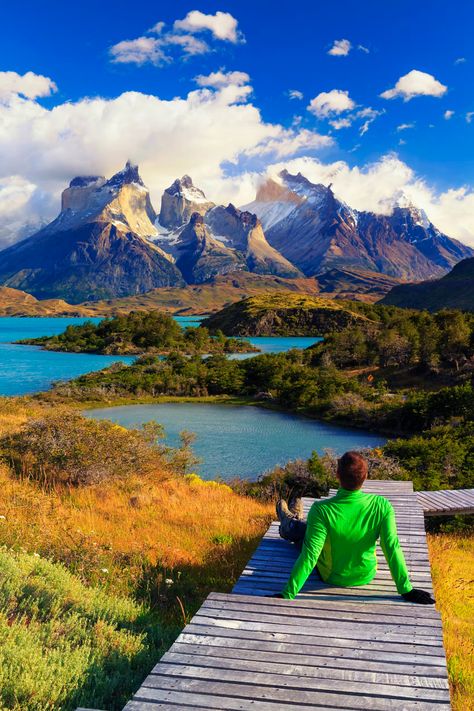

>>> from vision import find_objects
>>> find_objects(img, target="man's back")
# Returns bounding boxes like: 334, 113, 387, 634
282, 487, 412, 599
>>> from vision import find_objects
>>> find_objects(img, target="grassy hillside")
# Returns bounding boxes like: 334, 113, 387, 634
203, 293, 373, 336
0, 397, 272, 709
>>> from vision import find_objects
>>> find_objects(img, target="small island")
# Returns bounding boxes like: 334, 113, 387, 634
17, 310, 260, 356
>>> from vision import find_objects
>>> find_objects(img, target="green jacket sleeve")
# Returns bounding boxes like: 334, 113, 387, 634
282, 503, 328, 600
379, 502, 412, 595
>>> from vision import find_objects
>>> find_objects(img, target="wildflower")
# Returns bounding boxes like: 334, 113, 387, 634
101, 568, 109, 574
33, 553, 40, 558
165, 578, 174, 586
0, 515, 5, 520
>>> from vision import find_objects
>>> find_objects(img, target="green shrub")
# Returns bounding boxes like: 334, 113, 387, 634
0, 411, 168, 487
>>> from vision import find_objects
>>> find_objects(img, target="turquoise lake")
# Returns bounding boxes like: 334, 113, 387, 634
0, 317, 321, 396
87, 402, 386, 480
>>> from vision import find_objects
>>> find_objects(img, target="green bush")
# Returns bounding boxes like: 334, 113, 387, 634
0, 412, 168, 487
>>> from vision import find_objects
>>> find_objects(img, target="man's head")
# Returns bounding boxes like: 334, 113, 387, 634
337, 451, 368, 491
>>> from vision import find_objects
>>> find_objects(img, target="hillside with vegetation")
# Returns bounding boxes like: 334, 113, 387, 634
18, 311, 258, 355
382, 257, 474, 312
202, 294, 374, 336
0, 398, 271, 710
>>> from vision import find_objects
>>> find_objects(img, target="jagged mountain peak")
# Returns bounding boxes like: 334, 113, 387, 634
159, 175, 215, 230
105, 160, 144, 188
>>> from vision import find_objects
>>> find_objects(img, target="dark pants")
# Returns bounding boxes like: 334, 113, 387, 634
279, 513, 307, 545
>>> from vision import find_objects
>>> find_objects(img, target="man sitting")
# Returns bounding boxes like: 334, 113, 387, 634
276, 451, 435, 604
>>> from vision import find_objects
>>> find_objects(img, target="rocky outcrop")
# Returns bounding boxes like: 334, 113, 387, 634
159, 175, 215, 229
0, 162, 184, 302
174, 213, 245, 284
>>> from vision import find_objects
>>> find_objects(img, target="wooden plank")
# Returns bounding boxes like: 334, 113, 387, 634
162, 651, 449, 690
143, 670, 451, 708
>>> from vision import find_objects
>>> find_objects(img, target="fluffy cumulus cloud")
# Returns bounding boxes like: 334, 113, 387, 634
110, 10, 242, 65
380, 70, 447, 101
328, 39, 351, 57
307, 89, 355, 118
194, 70, 250, 88
174, 10, 241, 43
0, 71, 57, 100
444, 110, 454, 120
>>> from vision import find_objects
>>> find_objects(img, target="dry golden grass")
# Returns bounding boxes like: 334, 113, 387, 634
0, 463, 272, 598
427, 531, 474, 711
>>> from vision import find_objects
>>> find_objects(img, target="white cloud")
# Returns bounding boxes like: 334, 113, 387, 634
328, 39, 351, 57
109, 36, 170, 66
381, 70, 447, 101
466, 112, 474, 124
358, 44, 370, 54
174, 10, 241, 43
330, 118, 352, 130
396, 123, 415, 131
110, 11, 241, 66
307, 89, 355, 118
288, 89, 304, 100
454, 57, 466, 65
444, 110, 454, 120
195, 70, 250, 88
0, 71, 57, 101
398, 138, 406, 146
241, 128, 333, 160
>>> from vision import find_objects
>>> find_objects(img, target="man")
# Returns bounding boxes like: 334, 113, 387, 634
275, 451, 435, 604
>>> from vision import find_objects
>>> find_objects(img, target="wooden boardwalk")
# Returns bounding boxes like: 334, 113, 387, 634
122, 479, 457, 710
417, 488, 474, 516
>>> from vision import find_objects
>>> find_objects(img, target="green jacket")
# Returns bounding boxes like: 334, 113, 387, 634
282, 488, 413, 599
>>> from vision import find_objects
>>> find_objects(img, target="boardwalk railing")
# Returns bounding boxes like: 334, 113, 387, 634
116, 481, 473, 709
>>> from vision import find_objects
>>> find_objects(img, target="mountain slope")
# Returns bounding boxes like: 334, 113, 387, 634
0, 163, 184, 302
174, 213, 245, 283
244, 171, 473, 280
205, 203, 301, 278
382, 257, 474, 311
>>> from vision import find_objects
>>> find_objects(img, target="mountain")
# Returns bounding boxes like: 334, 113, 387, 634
173, 213, 245, 283
0, 286, 96, 316
159, 175, 215, 229
244, 170, 473, 281
381, 257, 474, 311
0, 162, 184, 302
205, 203, 301, 277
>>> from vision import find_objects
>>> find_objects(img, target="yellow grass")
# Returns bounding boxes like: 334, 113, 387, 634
427, 531, 474, 710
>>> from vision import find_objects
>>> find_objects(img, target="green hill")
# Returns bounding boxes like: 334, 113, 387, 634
382, 258, 474, 311
202, 294, 373, 336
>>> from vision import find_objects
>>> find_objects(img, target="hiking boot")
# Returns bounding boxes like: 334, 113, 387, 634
276, 499, 295, 522
276, 499, 298, 540
289, 496, 304, 520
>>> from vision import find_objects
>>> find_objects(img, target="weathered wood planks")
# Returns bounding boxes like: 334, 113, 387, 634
416, 488, 474, 515
122, 480, 453, 710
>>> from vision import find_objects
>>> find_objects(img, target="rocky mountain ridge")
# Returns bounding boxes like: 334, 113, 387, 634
0, 163, 471, 303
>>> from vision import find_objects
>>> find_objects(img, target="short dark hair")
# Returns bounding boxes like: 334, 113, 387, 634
337, 451, 368, 490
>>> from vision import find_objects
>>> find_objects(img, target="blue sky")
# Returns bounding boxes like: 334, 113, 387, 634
0, 0, 473, 245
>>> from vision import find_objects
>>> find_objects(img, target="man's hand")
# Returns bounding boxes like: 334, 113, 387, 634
402, 588, 435, 605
